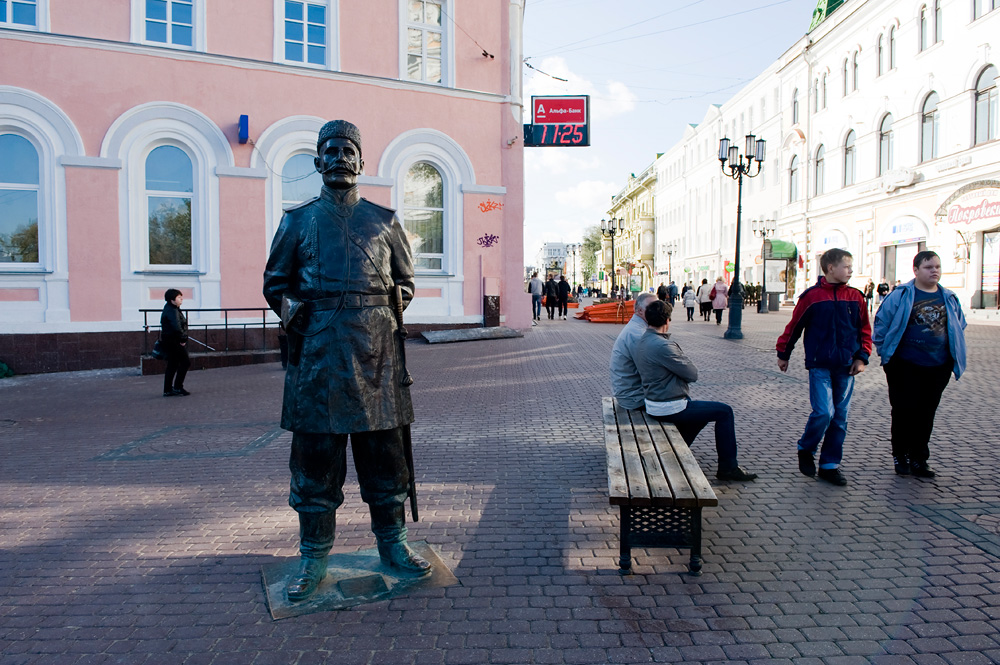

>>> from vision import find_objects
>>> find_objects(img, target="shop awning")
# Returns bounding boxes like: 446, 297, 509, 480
765, 239, 797, 260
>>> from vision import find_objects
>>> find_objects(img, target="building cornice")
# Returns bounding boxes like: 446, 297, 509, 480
0, 29, 509, 105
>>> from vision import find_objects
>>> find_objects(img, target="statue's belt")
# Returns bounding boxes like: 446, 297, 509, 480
310, 293, 391, 311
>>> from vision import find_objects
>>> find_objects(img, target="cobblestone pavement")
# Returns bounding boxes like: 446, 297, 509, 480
2, 304, 1000, 665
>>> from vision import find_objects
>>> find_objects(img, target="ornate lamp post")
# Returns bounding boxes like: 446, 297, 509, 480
567, 243, 580, 289
718, 134, 766, 339
664, 241, 677, 284
751, 218, 776, 313
601, 217, 623, 295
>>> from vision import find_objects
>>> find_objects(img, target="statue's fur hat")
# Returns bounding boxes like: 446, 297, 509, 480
317, 120, 362, 153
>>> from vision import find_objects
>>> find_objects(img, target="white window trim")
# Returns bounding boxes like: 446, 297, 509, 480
273, 0, 340, 71
140, 142, 196, 271
401, 161, 447, 272
130, 0, 206, 52
0, 0, 49, 31
398, 0, 454, 87
0, 129, 46, 273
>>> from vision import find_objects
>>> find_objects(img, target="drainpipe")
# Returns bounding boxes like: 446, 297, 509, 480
803, 38, 815, 292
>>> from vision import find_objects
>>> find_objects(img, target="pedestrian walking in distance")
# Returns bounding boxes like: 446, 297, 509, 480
872, 251, 967, 478
543, 274, 558, 320
776, 248, 871, 486
682, 286, 697, 321
696, 279, 713, 321
710, 277, 727, 325
528, 271, 543, 325
160, 289, 191, 397
557, 275, 571, 320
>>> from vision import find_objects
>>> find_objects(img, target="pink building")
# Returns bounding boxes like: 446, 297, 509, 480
0, 0, 528, 373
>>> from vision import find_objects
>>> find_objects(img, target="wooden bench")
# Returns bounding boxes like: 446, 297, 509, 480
603, 396, 718, 575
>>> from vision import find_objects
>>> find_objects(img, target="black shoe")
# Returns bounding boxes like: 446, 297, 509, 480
817, 467, 847, 486
893, 457, 911, 475
911, 463, 936, 478
377, 541, 432, 576
173, 388, 191, 396
285, 556, 328, 601
163, 389, 182, 397
798, 450, 816, 477
716, 466, 758, 481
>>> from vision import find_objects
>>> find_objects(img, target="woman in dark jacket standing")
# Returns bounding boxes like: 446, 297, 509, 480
160, 288, 191, 396
557, 275, 572, 320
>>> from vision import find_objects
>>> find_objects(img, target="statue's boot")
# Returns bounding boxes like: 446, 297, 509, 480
371, 505, 432, 577
286, 512, 335, 602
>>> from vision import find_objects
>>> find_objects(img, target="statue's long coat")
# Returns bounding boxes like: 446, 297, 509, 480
263, 186, 415, 434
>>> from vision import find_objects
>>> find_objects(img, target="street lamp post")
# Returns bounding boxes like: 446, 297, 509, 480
718, 134, 766, 340
567, 243, 579, 289
665, 242, 676, 284
751, 218, 776, 313
601, 217, 623, 296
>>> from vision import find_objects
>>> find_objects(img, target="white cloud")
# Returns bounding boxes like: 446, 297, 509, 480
524, 56, 637, 121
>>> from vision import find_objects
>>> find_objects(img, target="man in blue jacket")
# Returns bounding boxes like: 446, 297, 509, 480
872, 250, 966, 478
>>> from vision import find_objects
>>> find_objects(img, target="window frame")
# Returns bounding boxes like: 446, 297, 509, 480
889, 26, 896, 69
139, 141, 197, 271
877, 34, 884, 75
852, 51, 859, 92
0, 131, 42, 267
920, 6, 929, 51
814, 145, 825, 196
130, 0, 206, 51
974, 65, 998, 145
399, 0, 454, 87
402, 161, 446, 273
273, 0, 340, 70
792, 88, 799, 124
844, 130, 857, 187
0, 0, 49, 31
973, 0, 998, 20
879, 113, 894, 175
921, 92, 940, 162
934, 0, 942, 43
788, 155, 800, 203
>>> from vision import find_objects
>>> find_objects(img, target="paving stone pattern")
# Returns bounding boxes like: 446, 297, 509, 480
2, 305, 1000, 664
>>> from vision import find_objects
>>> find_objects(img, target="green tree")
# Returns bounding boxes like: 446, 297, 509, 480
580, 224, 602, 281
148, 199, 192, 265
0, 219, 39, 263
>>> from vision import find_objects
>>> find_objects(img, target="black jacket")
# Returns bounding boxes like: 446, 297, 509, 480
558, 280, 571, 300
160, 303, 188, 345
544, 279, 559, 299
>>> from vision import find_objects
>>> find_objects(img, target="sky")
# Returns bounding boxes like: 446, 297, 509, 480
521, 0, 819, 267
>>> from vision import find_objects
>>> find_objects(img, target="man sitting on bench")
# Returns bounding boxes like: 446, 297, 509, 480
633, 299, 758, 482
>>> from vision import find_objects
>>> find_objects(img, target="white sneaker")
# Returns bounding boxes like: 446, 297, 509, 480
531, 320, 538, 326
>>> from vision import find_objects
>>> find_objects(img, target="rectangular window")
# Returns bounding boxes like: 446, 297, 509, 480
145, 0, 193, 47
0, 0, 37, 27
283, 1, 327, 66
404, 0, 445, 84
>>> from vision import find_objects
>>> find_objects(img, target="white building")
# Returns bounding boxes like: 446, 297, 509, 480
535, 241, 568, 277
654, 0, 1000, 313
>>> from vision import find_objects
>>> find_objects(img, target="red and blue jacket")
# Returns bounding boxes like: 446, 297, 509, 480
776, 277, 872, 370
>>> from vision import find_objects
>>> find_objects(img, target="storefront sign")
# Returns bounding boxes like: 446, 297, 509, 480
946, 188, 1000, 229
815, 229, 848, 252
764, 259, 786, 293
880, 216, 928, 246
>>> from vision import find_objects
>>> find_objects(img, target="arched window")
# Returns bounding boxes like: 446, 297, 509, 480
0, 134, 39, 263
877, 35, 884, 75
879, 114, 894, 175
889, 26, 896, 68
281, 153, 322, 209
792, 88, 799, 124
921, 92, 939, 162
934, 0, 942, 42
813, 78, 820, 112
814, 145, 825, 196
789, 155, 799, 203
821, 73, 828, 108
975, 65, 998, 145
844, 130, 856, 186
843, 59, 849, 96
919, 7, 928, 51
145, 145, 193, 266
852, 51, 859, 91
403, 162, 444, 271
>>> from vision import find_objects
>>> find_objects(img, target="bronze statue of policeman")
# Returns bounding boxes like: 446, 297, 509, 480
263, 120, 429, 602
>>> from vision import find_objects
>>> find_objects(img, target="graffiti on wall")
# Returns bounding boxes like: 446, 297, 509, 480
477, 233, 500, 248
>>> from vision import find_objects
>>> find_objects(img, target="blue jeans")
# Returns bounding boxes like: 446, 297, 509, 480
531, 294, 541, 319
652, 400, 739, 471
798, 368, 855, 469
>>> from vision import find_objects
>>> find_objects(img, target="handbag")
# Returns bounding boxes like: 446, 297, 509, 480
151, 339, 166, 360
709, 286, 717, 300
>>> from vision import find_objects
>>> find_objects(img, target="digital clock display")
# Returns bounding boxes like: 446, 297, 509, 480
523, 123, 590, 147
524, 95, 590, 148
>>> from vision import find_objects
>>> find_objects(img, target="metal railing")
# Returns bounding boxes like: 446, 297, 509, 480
140, 307, 280, 355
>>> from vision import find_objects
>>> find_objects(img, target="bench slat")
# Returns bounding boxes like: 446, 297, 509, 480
636, 411, 699, 507
602, 397, 629, 503
613, 400, 651, 506
652, 419, 719, 506
631, 410, 673, 501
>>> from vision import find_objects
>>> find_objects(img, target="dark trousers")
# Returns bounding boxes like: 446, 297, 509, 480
546, 300, 556, 319
686, 306, 695, 321
699, 302, 711, 320
558, 297, 568, 316
713, 308, 723, 324
651, 400, 739, 471
163, 343, 190, 392
884, 359, 952, 465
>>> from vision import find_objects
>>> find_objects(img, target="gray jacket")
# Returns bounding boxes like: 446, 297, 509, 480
634, 328, 699, 403
609, 315, 647, 409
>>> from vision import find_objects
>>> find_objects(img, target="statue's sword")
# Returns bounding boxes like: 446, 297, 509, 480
394, 285, 418, 522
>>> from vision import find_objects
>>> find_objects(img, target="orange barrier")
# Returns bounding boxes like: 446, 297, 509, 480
575, 301, 630, 324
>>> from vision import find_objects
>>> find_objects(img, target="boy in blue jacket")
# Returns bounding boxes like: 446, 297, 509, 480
776, 248, 872, 486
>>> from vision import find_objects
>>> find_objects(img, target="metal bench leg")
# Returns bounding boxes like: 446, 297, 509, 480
618, 505, 632, 575
689, 507, 703, 576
